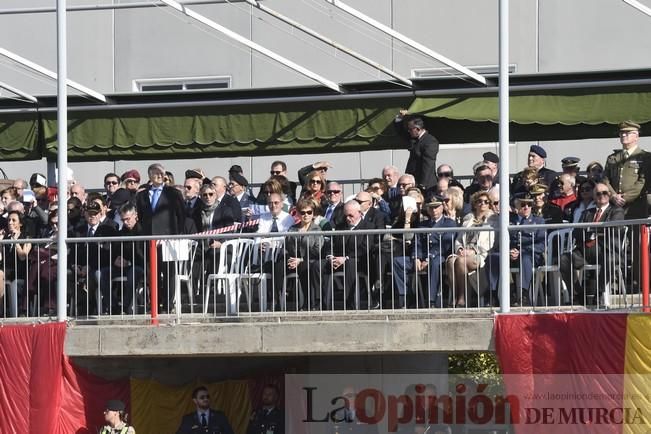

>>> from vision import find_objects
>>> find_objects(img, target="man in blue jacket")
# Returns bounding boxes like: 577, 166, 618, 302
487, 193, 546, 306
392, 196, 456, 308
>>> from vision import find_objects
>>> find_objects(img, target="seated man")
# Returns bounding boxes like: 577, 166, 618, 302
310, 200, 371, 310
560, 182, 625, 303
99, 204, 145, 314
487, 193, 545, 306
392, 196, 456, 308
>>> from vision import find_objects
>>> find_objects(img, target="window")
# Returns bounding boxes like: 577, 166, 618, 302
133, 76, 232, 92
411, 64, 516, 79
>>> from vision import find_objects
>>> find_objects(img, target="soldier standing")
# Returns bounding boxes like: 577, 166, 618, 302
247, 384, 284, 434
603, 121, 649, 289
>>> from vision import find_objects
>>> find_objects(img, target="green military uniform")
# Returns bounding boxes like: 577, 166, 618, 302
99, 424, 135, 434
604, 146, 649, 219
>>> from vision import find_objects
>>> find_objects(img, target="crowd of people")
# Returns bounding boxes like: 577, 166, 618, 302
0, 114, 649, 315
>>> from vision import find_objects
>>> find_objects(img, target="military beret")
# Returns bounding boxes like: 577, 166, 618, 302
106, 400, 126, 412
529, 145, 547, 159
561, 157, 580, 168
619, 121, 640, 132
185, 168, 206, 180
528, 183, 548, 196
483, 151, 500, 164
230, 172, 249, 187
120, 169, 140, 183
229, 165, 243, 174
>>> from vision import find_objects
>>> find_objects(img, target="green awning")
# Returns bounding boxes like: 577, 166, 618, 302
41, 98, 412, 160
407, 88, 651, 142
0, 114, 40, 160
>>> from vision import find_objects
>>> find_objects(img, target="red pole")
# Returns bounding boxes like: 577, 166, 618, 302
642, 225, 650, 313
149, 239, 159, 325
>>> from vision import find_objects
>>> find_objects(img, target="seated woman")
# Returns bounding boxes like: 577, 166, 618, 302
2, 210, 32, 316
366, 178, 391, 226
445, 191, 496, 308
272, 198, 324, 310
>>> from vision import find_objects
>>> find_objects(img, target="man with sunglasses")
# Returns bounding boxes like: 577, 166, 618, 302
559, 183, 625, 303
323, 181, 345, 228
103, 173, 121, 202
265, 161, 297, 203
487, 193, 545, 307
177, 386, 234, 434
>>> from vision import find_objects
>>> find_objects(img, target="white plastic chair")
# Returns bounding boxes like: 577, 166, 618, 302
172, 240, 199, 315
582, 226, 628, 308
533, 228, 573, 306
203, 238, 254, 316
240, 238, 284, 312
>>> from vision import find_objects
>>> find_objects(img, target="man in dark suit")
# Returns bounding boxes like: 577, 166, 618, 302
323, 182, 345, 228
176, 386, 234, 434
192, 177, 242, 232
183, 176, 203, 218
392, 196, 457, 308
395, 110, 439, 190
311, 200, 371, 310
228, 173, 255, 216
487, 194, 546, 306
136, 163, 185, 236
355, 191, 384, 230
70, 201, 119, 314
135, 163, 185, 311
560, 182, 625, 302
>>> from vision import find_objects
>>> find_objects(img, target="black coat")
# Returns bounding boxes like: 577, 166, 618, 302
176, 409, 235, 434
246, 407, 284, 434
191, 194, 242, 232
405, 132, 439, 190
361, 207, 385, 230
136, 185, 186, 235
574, 205, 625, 255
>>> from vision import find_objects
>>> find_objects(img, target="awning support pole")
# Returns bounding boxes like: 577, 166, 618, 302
498, 0, 510, 312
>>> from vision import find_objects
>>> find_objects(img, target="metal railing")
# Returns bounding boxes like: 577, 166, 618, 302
0, 219, 649, 321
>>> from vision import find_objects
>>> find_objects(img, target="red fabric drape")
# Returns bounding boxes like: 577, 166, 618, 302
0, 323, 66, 433
0, 323, 130, 434
494, 313, 628, 434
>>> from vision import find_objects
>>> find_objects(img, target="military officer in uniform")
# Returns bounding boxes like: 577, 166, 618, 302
603, 121, 649, 289
510, 145, 557, 194
604, 121, 649, 218
529, 183, 563, 224
176, 386, 235, 434
247, 384, 284, 434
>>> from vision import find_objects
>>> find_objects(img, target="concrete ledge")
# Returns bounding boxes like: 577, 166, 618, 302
65, 317, 494, 356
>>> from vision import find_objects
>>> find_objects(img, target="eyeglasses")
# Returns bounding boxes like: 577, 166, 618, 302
595, 191, 610, 197
492, 201, 499, 206
326, 190, 341, 194
475, 199, 490, 205
620, 131, 638, 136
309, 179, 322, 184
269, 201, 282, 205
518, 203, 532, 208
184, 185, 193, 190
105, 181, 118, 186
125, 179, 137, 184
355, 199, 370, 204
270, 170, 282, 175
202, 192, 215, 197
398, 183, 412, 188
299, 210, 314, 215
344, 213, 357, 219
437, 171, 452, 178
318, 167, 328, 172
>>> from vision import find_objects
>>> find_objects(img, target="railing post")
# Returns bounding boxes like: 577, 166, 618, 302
149, 239, 159, 325
642, 224, 649, 313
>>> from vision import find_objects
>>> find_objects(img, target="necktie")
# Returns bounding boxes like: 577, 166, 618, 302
87, 226, 94, 237
151, 188, 161, 210
201, 413, 207, 427
623, 150, 630, 161
593, 208, 602, 222
270, 217, 279, 233
325, 205, 334, 221
186, 200, 193, 210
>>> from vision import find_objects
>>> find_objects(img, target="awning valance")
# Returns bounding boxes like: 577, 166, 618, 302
407, 87, 651, 142
0, 114, 39, 160
41, 98, 411, 160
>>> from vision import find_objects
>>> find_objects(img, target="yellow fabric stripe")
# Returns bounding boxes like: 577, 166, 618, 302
130, 378, 251, 434
623, 314, 651, 434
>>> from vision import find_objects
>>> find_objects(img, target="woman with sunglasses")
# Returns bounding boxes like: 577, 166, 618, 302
445, 191, 497, 308
273, 198, 324, 310
299, 170, 328, 211
564, 180, 596, 223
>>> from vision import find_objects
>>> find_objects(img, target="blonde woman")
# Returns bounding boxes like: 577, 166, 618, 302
445, 191, 497, 307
